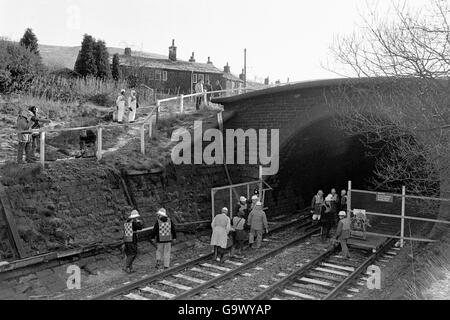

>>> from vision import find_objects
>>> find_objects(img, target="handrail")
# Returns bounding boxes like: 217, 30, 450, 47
16, 106, 158, 134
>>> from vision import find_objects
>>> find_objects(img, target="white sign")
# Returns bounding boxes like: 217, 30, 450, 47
376, 193, 393, 203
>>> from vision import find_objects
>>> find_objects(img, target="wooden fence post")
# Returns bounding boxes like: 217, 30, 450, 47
401, 185, 406, 248
155, 101, 160, 138
211, 189, 215, 220
140, 124, 145, 155
39, 131, 45, 168
180, 94, 184, 113
96, 127, 103, 160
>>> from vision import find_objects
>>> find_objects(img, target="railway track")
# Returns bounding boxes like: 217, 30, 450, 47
252, 236, 399, 300
92, 212, 317, 300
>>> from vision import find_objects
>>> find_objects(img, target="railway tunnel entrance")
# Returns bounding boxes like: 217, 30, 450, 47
266, 115, 378, 212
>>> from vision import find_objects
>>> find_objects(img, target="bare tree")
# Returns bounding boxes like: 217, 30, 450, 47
326, 0, 450, 238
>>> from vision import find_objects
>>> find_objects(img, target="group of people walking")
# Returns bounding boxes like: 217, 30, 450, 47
115, 89, 139, 123
310, 188, 351, 258
122, 207, 177, 273
210, 192, 268, 263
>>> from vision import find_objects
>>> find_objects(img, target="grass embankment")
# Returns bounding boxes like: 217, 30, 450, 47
100, 109, 220, 172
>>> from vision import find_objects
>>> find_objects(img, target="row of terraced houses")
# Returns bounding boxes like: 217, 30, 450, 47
113, 39, 249, 95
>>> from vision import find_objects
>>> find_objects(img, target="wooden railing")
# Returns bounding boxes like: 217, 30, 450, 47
16, 87, 254, 168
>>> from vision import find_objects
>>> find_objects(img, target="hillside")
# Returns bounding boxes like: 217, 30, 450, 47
39, 44, 167, 70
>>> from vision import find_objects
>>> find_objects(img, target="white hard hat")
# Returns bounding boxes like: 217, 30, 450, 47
157, 208, 167, 217
239, 196, 246, 202
338, 211, 347, 216
325, 194, 333, 202
222, 207, 228, 214
256, 201, 262, 206
251, 195, 258, 200
129, 210, 140, 219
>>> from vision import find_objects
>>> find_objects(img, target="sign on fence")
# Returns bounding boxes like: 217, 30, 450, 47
376, 192, 393, 203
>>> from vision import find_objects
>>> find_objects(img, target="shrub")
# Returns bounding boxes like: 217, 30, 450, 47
0, 39, 43, 93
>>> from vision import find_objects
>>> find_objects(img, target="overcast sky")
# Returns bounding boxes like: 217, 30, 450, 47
0, 0, 431, 82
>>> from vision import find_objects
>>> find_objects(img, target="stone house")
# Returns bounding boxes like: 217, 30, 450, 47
114, 40, 243, 95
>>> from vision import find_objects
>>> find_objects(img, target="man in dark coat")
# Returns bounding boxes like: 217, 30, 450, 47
320, 194, 336, 241
123, 210, 144, 273
149, 208, 176, 270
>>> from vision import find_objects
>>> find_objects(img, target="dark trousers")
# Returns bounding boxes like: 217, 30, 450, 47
17, 141, 33, 163
124, 243, 138, 269
321, 221, 333, 240
214, 246, 226, 261
195, 96, 202, 110
31, 135, 39, 155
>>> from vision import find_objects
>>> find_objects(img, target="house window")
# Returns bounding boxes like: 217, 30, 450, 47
162, 71, 167, 81
155, 70, 161, 81
198, 74, 204, 83
192, 73, 197, 83
205, 74, 210, 84
148, 69, 154, 80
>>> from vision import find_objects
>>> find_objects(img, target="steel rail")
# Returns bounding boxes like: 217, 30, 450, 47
323, 237, 396, 300
251, 247, 337, 300
173, 222, 318, 300
91, 214, 311, 300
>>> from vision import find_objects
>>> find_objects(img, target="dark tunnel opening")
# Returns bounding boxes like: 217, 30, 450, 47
267, 116, 380, 209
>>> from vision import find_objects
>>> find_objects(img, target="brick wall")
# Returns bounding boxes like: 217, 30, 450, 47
220, 86, 379, 217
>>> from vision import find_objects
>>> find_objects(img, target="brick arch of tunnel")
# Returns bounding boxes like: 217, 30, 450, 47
216, 82, 388, 216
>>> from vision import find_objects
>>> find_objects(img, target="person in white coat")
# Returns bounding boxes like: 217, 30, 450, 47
210, 207, 231, 262
128, 90, 137, 123
116, 89, 126, 123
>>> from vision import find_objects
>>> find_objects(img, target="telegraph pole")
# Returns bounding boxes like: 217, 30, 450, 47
244, 48, 247, 88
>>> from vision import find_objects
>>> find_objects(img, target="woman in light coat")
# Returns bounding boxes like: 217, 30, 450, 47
210, 207, 231, 262
116, 89, 126, 123
128, 90, 137, 122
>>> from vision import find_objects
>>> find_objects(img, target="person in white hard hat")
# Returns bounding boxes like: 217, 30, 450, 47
235, 196, 249, 219
249, 195, 259, 211
247, 201, 268, 249
320, 194, 335, 241
149, 208, 177, 270
123, 209, 143, 273
334, 211, 351, 258
210, 207, 231, 262
310, 190, 324, 223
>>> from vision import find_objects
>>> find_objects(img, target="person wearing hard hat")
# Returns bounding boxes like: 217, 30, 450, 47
230, 206, 247, 258
249, 195, 259, 212
123, 209, 144, 273
334, 211, 351, 258
310, 190, 324, 223
149, 208, 177, 270
16, 109, 35, 163
320, 194, 336, 241
210, 207, 232, 262
235, 196, 249, 219
247, 201, 268, 249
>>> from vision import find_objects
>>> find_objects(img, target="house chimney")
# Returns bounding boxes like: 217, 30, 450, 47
239, 68, 245, 81
169, 39, 177, 61
189, 52, 195, 62
207, 57, 212, 64
124, 47, 131, 56
264, 77, 269, 85
224, 62, 230, 73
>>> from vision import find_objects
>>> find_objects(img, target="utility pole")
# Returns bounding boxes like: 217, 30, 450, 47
244, 48, 247, 88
